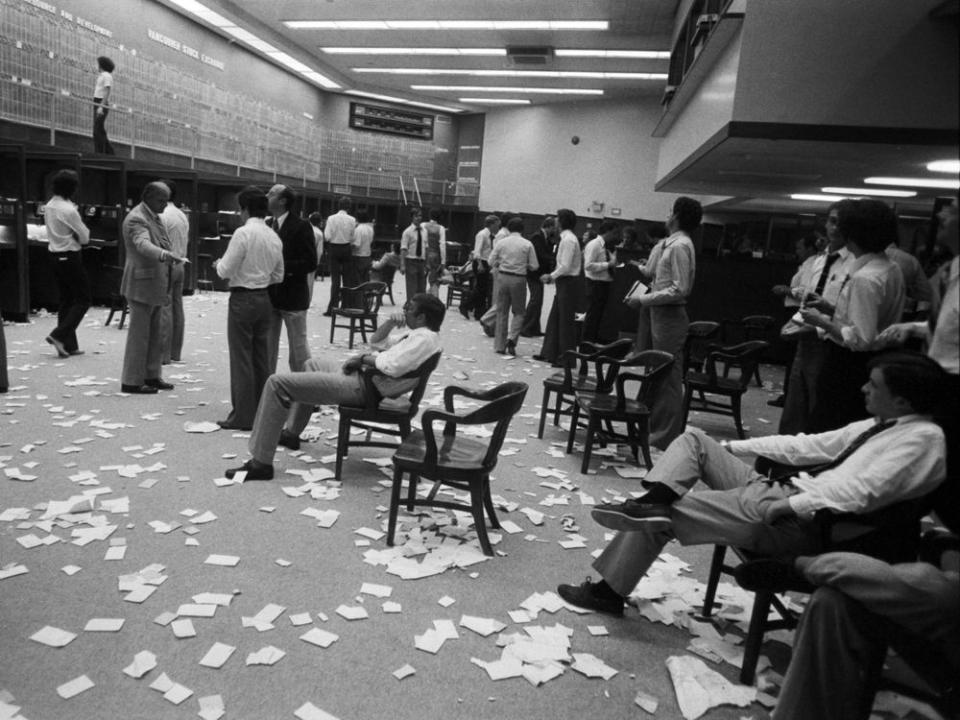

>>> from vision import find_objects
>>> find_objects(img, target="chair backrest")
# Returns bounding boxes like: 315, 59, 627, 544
683, 321, 721, 373
707, 340, 769, 389
448, 382, 528, 469
340, 280, 387, 313
403, 351, 441, 417
615, 350, 674, 408
564, 338, 634, 385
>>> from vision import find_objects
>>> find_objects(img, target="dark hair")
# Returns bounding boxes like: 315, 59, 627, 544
484, 214, 500, 228
646, 223, 669, 241
836, 198, 893, 254
672, 196, 703, 234
410, 293, 446, 331
97, 56, 115, 73
506, 216, 525, 233
409, 206, 422, 222
337, 196, 352, 211
308, 212, 323, 226
274, 185, 297, 212
557, 208, 577, 231
868, 350, 948, 414
597, 220, 618, 235
428, 208, 442, 222
237, 185, 268, 219
51, 169, 79, 199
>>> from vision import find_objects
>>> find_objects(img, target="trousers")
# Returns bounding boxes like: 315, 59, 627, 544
635, 303, 688, 449
267, 308, 311, 372
50, 251, 91, 353
122, 300, 165, 386
494, 273, 527, 352
225, 290, 273, 428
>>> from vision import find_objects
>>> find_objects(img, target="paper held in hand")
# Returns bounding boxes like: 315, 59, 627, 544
624, 280, 649, 304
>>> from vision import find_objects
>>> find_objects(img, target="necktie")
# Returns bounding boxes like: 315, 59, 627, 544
810, 420, 895, 475
814, 252, 840, 295
415, 226, 422, 258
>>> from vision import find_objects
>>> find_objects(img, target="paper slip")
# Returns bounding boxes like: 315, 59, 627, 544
437, 595, 456, 607
413, 628, 446, 654
335, 605, 369, 621
471, 656, 524, 681
393, 664, 416, 680
300, 628, 339, 648
294, 702, 341, 720
354, 527, 384, 541
198, 695, 226, 720
149, 672, 174, 693
433, 619, 459, 640
204, 554, 240, 567
184, 421, 220, 433
104, 545, 127, 561
123, 650, 157, 678
253, 604, 286, 624
634, 691, 659, 714
56, 675, 94, 699
124, 585, 157, 603
0, 564, 28, 580
62, 565, 82, 575
459, 615, 505, 637
192, 593, 233, 607
382, 601, 402, 613
154, 612, 177, 627
177, 604, 218, 618
189, 511, 218, 524
84, 618, 125, 632
571, 653, 618, 680
498, 520, 524, 534
199, 642, 236, 669
359, 582, 392, 598
276, 558, 292, 567
164, 683, 193, 705
666, 655, 756, 720
30, 625, 76, 647
289, 612, 313, 626
171, 619, 196, 638
246, 646, 286, 666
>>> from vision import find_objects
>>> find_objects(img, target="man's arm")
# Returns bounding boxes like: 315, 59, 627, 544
65, 206, 91, 245
641, 241, 694, 306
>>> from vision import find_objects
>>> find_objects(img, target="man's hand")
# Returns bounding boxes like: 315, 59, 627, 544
799, 307, 829, 329
877, 322, 918, 346
342, 355, 364, 373
804, 293, 835, 315
398, 262, 405, 275
772, 284, 791, 297
763, 498, 796, 524
625, 295, 643, 309
540, 274, 553, 284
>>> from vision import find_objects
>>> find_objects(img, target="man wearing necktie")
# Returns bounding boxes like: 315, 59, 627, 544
399, 207, 426, 301
778, 206, 854, 433
555, 351, 947, 617
582, 220, 619, 343
119, 182, 187, 394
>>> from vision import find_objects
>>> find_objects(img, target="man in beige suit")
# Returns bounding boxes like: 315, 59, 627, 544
120, 182, 186, 394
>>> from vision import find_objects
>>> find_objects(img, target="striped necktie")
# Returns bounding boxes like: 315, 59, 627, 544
810, 420, 896, 475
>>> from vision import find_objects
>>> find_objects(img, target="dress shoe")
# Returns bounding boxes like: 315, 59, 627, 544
532, 354, 547, 362
278, 430, 301, 451
145, 378, 174, 391
494, 349, 505, 355
459, 305, 471, 319
766, 395, 785, 408
591, 500, 672, 532
557, 578, 624, 616
217, 420, 252, 431
68, 349, 85, 356
121, 383, 158, 394
45, 335, 69, 358
225, 459, 274, 481
505, 339, 517, 356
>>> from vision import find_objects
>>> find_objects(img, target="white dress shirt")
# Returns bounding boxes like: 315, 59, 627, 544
640, 231, 695, 306
730, 414, 945, 518
833, 253, 905, 350
44, 196, 90, 252
324, 210, 356, 245
160, 203, 189, 257
370, 326, 442, 397
489, 233, 538, 276
353, 223, 374, 257
550, 229, 582, 279
215, 217, 284, 289
473, 228, 493, 262
928, 257, 959, 373
583, 236, 615, 282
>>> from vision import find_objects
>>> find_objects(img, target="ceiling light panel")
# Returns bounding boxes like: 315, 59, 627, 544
865, 177, 960, 189
459, 98, 531, 104
927, 160, 960, 174
791, 194, 846, 202
285, 20, 608, 31
555, 49, 670, 59
821, 187, 917, 198
411, 85, 604, 95
322, 47, 506, 56
353, 68, 666, 80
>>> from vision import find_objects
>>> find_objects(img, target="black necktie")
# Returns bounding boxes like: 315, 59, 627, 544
415, 227, 422, 258
810, 420, 895, 475
814, 252, 840, 295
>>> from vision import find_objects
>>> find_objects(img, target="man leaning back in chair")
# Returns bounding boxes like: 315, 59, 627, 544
225, 293, 445, 481
556, 350, 947, 616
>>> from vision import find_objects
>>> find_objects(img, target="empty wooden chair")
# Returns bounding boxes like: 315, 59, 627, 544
329, 280, 387, 349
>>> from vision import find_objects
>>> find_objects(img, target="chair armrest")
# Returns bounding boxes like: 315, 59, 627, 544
443, 383, 505, 412
614, 371, 648, 407
357, 365, 384, 409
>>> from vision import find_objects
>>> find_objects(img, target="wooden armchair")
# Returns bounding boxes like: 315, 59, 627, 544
387, 381, 528, 556
329, 281, 387, 349
335, 351, 441, 480
682, 320, 721, 376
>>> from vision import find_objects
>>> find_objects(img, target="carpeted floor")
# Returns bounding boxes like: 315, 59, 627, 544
0, 280, 794, 720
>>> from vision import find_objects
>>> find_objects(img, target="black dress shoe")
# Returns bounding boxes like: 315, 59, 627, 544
505, 339, 517, 356
145, 378, 174, 391
557, 578, 625, 616
217, 420, 252, 431
225, 459, 274, 481
68, 349, 85, 356
46, 335, 69, 358
121, 384, 158, 394
532, 354, 547, 362
278, 430, 301, 451
459, 305, 471, 319
766, 395, 786, 408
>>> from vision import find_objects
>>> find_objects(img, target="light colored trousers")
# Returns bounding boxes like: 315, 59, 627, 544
122, 300, 165, 386
592, 428, 822, 596
161, 265, 185, 363
634, 303, 688, 449
494, 273, 527, 352
772, 552, 960, 720
268, 308, 311, 372
249, 356, 365, 464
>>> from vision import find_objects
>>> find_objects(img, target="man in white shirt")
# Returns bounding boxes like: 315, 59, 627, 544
556, 351, 947, 616
462, 214, 500, 319
399, 207, 426, 300
625, 197, 700, 449
226, 294, 446, 480
323, 196, 356, 316
213, 187, 284, 430
352, 210, 375, 283
488, 217, 538, 355
582, 220, 620, 343
535, 208, 583, 366
43, 169, 91, 358
159, 182, 190, 364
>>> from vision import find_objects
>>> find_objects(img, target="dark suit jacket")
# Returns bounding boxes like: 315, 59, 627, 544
268, 214, 318, 311
528, 231, 554, 279
120, 202, 171, 306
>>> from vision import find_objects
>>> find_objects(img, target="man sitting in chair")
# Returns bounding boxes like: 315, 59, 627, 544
556, 351, 947, 615
226, 293, 445, 481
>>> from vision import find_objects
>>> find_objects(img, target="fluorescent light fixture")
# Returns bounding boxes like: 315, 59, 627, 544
411, 85, 603, 95
345, 90, 464, 113
791, 194, 846, 202
865, 176, 960, 190
322, 47, 506, 56
167, 0, 233, 27
556, 49, 670, 59
268, 52, 313, 74
459, 98, 531, 104
354, 68, 666, 80
821, 187, 917, 198
286, 20, 608, 30
927, 159, 960, 174
301, 71, 340, 89
222, 26, 279, 53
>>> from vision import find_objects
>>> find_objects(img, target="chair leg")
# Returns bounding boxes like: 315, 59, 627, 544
329, 315, 335, 344
537, 388, 551, 439
732, 394, 746, 439
581, 414, 598, 474
335, 417, 350, 479
754, 367, 762, 387
552, 390, 564, 427
387, 467, 405, 546
566, 402, 581, 454
406, 473, 419, 510
118, 302, 127, 329
701, 545, 727, 617
740, 588, 772, 684
470, 483, 493, 556
482, 477, 500, 529
681, 385, 694, 432
637, 418, 653, 469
